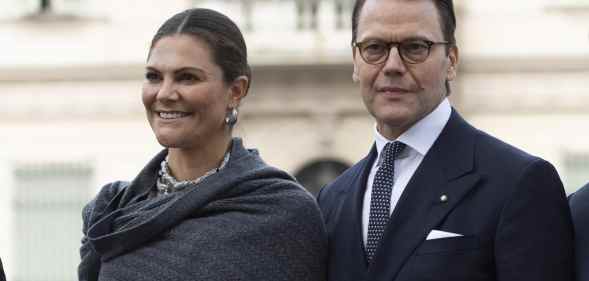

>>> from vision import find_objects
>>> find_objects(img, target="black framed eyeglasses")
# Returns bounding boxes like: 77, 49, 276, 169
353, 39, 450, 65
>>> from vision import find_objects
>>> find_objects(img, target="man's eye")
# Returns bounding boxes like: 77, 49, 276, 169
402, 41, 428, 53
363, 42, 387, 54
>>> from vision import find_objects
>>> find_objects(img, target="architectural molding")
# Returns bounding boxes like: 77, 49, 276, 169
460, 55, 589, 73
0, 64, 145, 82
3, 54, 589, 82
545, 3, 589, 14
0, 60, 353, 82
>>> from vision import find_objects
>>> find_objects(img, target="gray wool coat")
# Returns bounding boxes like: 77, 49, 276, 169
79, 138, 327, 281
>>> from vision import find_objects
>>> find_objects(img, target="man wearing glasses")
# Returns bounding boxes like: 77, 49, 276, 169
316, 0, 574, 280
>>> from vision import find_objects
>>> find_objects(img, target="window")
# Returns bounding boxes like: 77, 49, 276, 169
191, 0, 254, 31
296, 0, 320, 30
38, 0, 83, 14
295, 159, 349, 195
334, 0, 353, 29
40, 0, 52, 13
240, 1, 253, 31
13, 162, 93, 281
191, 0, 354, 32
0, 0, 88, 21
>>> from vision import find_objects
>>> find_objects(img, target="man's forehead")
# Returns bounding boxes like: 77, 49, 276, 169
357, 1, 442, 39
358, 0, 440, 22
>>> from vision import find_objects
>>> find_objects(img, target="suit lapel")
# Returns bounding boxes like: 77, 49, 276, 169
331, 145, 377, 280
366, 110, 482, 281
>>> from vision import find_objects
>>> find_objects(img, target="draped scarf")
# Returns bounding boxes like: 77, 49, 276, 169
79, 139, 327, 281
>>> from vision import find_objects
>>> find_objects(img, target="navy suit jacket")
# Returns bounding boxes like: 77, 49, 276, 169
569, 182, 589, 281
317, 110, 574, 281
0, 257, 5, 281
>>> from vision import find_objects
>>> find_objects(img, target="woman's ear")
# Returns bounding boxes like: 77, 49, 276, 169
228, 75, 249, 108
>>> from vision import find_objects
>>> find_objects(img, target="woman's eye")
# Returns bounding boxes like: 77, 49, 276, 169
145, 72, 161, 82
177, 73, 199, 83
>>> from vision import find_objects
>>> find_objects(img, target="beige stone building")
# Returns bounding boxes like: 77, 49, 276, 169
0, 0, 588, 280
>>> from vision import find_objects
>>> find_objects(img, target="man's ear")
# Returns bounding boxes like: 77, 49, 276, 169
352, 47, 360, 83
353, 69, 359, 83
446, 45, 459, 82
228, 75, 249, 108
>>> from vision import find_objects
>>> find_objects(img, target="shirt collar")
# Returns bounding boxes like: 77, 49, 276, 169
374, 98, 452, 159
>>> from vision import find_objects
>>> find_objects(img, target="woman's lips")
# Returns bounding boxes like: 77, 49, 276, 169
156, 110, 192, 120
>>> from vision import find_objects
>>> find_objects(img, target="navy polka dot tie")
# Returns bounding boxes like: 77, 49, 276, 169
366, 141, 406, 263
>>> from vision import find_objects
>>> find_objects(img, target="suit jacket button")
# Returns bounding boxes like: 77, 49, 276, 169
440, 195, 448, 203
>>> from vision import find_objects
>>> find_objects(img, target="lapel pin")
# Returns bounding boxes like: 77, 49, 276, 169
440, 194, 448, 203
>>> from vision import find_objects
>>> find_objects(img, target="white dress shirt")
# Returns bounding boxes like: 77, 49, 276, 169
362, 98, 452, 245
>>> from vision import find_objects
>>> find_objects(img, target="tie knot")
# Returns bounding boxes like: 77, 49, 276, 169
381, 141, 406, 164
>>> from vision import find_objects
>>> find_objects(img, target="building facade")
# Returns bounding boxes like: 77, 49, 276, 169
0, 0, 588, 280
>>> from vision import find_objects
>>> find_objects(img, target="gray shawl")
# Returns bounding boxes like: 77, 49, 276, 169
79, 139, 327, 281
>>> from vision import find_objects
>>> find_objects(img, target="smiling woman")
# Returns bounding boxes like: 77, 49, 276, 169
78, 8, 327, 281
142, 35, 240, 174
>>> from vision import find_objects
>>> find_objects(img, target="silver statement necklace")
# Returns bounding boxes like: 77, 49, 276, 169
156, 151, 231, 195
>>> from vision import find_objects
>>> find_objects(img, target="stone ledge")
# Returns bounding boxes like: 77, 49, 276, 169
3, 54, 588, 82
460, 55, 589, 73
